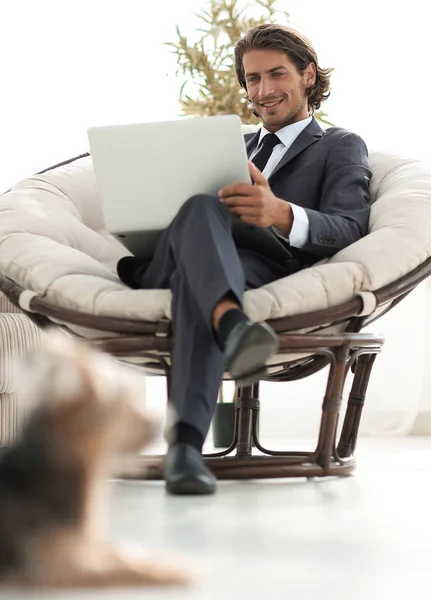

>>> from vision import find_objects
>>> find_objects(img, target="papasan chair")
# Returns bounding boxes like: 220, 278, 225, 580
1, 124, 430, 480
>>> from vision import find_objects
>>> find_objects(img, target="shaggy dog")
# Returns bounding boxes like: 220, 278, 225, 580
0, 331, 192, 588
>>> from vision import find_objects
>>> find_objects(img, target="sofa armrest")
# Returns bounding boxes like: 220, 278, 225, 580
0, 314, 42, 394
0, 310, 42, 445
0, 292, 21, 314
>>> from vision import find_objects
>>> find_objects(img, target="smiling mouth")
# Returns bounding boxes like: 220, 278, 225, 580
260, 99, 283, 109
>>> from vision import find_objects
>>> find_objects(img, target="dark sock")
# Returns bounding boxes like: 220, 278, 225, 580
217, 308, 248, 350
175, 422, 205, 453
117, 256, 150, 289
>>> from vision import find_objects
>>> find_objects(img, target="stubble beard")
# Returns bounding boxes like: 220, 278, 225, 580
254, 81, 309, 131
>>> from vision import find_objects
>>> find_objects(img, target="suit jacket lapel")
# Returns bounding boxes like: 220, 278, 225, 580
268, 117, 324, 181
245, 130, 261, 157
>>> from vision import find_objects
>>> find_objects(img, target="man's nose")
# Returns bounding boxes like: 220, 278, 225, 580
259, 77, 275, 98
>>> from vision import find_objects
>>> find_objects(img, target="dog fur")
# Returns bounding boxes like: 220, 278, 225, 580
0, 330, 193, 588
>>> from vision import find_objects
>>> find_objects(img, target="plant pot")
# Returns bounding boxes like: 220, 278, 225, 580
212, 402, 260, 448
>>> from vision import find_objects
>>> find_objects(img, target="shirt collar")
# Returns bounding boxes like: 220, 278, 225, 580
257, 116, 313, 150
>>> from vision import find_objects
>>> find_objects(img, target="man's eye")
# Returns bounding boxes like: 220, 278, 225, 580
272, 72, 284, 78
247, 77, 258, 83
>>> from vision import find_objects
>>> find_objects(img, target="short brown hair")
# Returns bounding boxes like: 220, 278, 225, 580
234, 24, 331, 112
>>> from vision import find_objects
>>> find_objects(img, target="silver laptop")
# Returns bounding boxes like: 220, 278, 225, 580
87, 115, 251, 257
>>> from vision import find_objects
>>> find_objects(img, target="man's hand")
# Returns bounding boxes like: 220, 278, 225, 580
218, 162, 293, 234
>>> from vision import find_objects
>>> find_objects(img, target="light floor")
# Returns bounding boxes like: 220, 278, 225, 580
5, 437, 431, 600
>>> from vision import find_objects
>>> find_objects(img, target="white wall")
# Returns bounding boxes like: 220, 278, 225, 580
0, 0, 203, 191
415, 278, 431, 430
2, 0, 431, 194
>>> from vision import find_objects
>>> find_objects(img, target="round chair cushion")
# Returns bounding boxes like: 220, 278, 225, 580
0, 141, 430, 334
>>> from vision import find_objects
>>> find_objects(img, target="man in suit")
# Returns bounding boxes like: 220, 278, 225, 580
117, 23, 371, 495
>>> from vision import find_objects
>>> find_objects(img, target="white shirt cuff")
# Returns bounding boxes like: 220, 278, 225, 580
273, 203, 310, 249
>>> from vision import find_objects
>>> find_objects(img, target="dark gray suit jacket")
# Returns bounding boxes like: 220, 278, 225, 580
245, 117, 372, 262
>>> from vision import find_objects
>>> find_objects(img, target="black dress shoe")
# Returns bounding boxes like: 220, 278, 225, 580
224, 321, 278, 386
164, 444, 216, 495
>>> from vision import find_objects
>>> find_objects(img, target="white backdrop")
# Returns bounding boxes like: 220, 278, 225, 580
1, 0, 430, 436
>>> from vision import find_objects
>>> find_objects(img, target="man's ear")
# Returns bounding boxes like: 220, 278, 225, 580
305, 62, 317, 89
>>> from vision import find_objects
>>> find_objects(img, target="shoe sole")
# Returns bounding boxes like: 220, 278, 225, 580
227, 322, 278, 386
166, 478, 216, 495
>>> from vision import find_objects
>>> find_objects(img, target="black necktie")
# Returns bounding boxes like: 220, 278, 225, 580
251, 133, 280, 172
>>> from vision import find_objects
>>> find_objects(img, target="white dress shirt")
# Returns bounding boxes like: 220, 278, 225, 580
248, 116, 312, 248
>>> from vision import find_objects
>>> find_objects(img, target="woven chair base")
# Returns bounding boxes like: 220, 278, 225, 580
125, 454, 356, 481
119, 339, 381, 481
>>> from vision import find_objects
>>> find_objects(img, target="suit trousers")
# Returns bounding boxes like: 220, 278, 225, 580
136, 194, 302, 439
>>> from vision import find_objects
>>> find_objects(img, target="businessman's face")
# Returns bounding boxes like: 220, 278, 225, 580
243, 49, 316, 132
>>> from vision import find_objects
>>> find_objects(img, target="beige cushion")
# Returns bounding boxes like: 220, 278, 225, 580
0, 138, 430, 333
